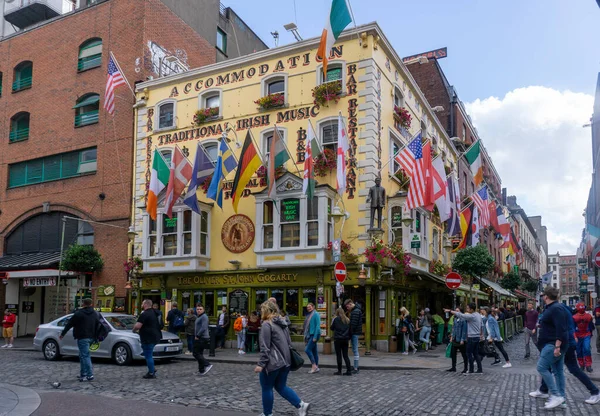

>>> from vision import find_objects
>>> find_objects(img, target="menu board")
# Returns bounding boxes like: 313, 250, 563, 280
229, 289, 249, 314
281, 199, 300, 222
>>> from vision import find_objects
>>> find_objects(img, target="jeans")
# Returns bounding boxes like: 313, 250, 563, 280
493, 341, 510, 362
193, 338, 210, 372
237, 331, 245, 350
186, 335, 194, 353
596, 325, 600, 353
541, 345, 599, 396
259, 366, 301, 415
466, 337, 482, 372
537, 343, 566, 397
351, 334, 360, 370
334, 339, 352, 373
216, 327, 226, 348
524, 328, 537, 356
77, 338, 93, 378
403, 332, 416, 352
141, 343, 156, 374
576, 336, 592, 368
419, 326, 432, 344
305, 338, 319, 366
451, 342, 467, 371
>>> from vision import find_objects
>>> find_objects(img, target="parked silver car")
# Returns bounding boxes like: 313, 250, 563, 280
33, 313, 183, 365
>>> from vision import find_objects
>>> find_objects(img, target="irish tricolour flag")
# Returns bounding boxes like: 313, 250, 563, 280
317, 0, 352, 77
464, 140, 483, 186
147, 149, 170, 220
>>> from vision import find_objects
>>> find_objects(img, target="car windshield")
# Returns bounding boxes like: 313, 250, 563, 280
106, 316, 137, 330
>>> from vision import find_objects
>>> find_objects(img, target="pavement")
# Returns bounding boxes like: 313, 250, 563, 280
0, 384, 40, 416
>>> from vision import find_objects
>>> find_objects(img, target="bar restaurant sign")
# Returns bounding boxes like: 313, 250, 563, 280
23, 277, 57, 287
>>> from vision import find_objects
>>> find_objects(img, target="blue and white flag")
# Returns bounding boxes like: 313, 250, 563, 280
207, 138, 238, 208
445, 175, 461, 236
541, 271, 553, 286
184, 142, 215, 214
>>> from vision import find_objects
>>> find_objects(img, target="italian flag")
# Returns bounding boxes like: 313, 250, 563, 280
464, 140, 483, 186
147, 149, 170, 220
317, 0, 352, 77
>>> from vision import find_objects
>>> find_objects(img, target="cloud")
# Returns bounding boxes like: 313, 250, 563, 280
466, 86, 594, 255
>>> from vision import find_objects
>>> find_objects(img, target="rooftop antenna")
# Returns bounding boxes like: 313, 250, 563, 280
284, 23, 303, 42
270, 31, 279, 47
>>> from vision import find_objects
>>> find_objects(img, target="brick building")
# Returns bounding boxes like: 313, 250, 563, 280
559, 254, 578, 304
0, 0, 263, 336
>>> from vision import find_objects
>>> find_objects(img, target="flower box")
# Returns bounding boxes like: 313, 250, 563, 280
314, 148, 337, 177
193, 107, 220, 125
255, 93, 285, 110
393, 106, 412, 130
312, 80, 342, 107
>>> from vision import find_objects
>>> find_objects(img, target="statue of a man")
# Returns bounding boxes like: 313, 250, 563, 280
367, 177, 386, 230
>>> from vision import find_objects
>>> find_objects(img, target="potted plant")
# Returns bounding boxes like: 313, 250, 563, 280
193, 107, 220, 125
255, 93, 285, 110
312, 80, 342, 107
364, 238, 411, 275
393, 106, 412, 130
313, 148, 337, 177
61, 244, 104, 274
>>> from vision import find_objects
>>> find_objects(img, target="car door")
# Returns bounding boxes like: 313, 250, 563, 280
94, 316, 116, 358
55, 316, 77, 355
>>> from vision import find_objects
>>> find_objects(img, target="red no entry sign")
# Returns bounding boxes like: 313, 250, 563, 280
595, 251, 600, 268
334, 261, 347, 283
445, 272, 462, 290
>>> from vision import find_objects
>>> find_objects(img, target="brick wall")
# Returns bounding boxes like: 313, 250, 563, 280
0, 0, 216, 299
407, 61, 451, 135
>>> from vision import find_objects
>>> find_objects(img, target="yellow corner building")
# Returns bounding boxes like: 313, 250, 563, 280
130, 23, 482, 352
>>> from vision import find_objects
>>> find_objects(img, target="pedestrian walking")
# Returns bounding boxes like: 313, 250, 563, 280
59, 298, 101, 382
216, 306, 230, 349
594, 301, 600, 354
417, 309, 433, 350
330, 307, 352, 376
573, 302, 594, 372
234, 310, 248, 355
193, 304, 212, 375
485, 308, 512, 368
530, 301, 600, 406
247, 311, 262, 352
344, 299, 363, 373
133, 299, 162, 379
397, 307, 417, 355
303, 302, 321, 374
166, 302, 184, 335
446, 307, 468, 373
523, 301, 539, 359
254, 300, 310, 416
2, 308, 16, 348
445, 303, 483, 374
532, 286, 570, 409
184, 308, 196, 355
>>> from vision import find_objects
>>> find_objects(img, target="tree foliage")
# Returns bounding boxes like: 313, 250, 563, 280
500, 271, 522, 291
521, 279, 539, 292
452, 245, 495, 278
61, 244, 104, 274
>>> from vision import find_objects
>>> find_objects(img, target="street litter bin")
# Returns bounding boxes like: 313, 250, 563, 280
208, 325, 216, 357
323, 337, 332, 354
389, 336, 397, 353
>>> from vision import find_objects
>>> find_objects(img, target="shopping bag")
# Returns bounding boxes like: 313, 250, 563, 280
445, 343, 452, 358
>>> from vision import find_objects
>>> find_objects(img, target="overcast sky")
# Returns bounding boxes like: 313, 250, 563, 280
226, 0, 600, 254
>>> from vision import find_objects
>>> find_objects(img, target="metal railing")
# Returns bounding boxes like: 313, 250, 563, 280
9, 128, 29, 142
12, 76, 32, 92
77, 55, 102, 72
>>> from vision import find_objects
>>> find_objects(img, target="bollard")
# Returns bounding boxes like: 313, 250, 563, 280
323, 336, 332, 354
389, 335, 397, 353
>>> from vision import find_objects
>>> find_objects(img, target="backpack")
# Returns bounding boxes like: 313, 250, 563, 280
173, 313, 184, 329
95, 313, 111, 342
233, 316, 243, 332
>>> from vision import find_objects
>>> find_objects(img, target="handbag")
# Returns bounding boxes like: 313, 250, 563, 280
289, 347, 304, 371
483, 342, 497, 358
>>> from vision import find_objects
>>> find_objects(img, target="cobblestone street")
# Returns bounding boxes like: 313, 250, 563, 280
2, 334, 600, 415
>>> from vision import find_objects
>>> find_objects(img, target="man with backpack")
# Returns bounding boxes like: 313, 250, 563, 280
133, 299, 163, 379
166, 302, 184, 335
59, 298, 102, 382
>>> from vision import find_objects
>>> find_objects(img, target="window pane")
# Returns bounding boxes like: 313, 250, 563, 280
280, 199, 300, 223
307, 198, 318, 221
193, 291, 203, 307
163, 213, 177, 234
162, 234, 177, 256
161, 150, 172, 165
159, 103, 174, 128
307, 222, 319, 246
200, 233, 207, 255
255, 289, 268, 309
204, 144, 218, 163
200, 211, 208, 232
263, 201, 273, 224
216, 28, 227, 53
206, 95, 220, 109
302, 288, 316, 316
62, 152, 80, 177
26, 160, 42, 184
286, 289, 299, 317
324, 67, 342, 83
184, 233, 192, 255
281, 224, 300, 247
81, 148, 97, 162
391, 206, 402, 228
267, 80, 285, 95
204, 291, 215, 316
9, 164, 27, 187
43, 156, 61, 181
322, 122, 338, 150
271, 289, 284, 311
263, 225, 273, 249
149, 236, 156, 256
183, 210, 192, 232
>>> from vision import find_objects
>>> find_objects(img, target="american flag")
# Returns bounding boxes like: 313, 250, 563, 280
471, 186, 490, 228
104, 55, 126, 115
395, 133, 426, 209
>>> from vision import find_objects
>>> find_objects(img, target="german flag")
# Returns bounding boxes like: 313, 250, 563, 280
454, 204, 474, 252
231, 131, 263, 212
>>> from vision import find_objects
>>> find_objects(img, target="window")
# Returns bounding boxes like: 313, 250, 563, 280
394, 86, 404, 108
74, 93, 100, 127
263, 200, 274, 249
390, 205, 403, 244
183, 210, 192, 255
160, 149, 172, 165
306, 197, 319, 246
148, 218, 157, 256
320, 119, 338, 152
78, 38, 102, 71
280, 198, 300, 248
156, 100, 176, 130
267, 79, 285, 95
302, 288, 316, 316
216, 27, 227, 54
320, 63, 343, 84
410, 210, 427, 256
145, 207, 210, 258
462, 123, 467, 141
9, 112, 30, 142
261, 74, 287, 104
261, 127, 286, 160
462, 173, 467, 197
421, 120, 428, 138
255, 289, 268, 308
199, 211, 208, 255
327, 198, 334, 244
77, 221, 94, 245
162, 213, 178, 256
390, 134, 403, 176
199, 89, 223, 119
202, 143, 218, 164
286, 289, 299, 317
8, 147, 97, 188
13, 61, 32, 92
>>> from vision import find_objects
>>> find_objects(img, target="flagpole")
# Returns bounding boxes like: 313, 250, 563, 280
378, 130, 423, 173
274, 124, 303, 177
307, 119, 323, 154
247, 129, 266, 165
344, 0, 361, 46
109, 51, 135, 97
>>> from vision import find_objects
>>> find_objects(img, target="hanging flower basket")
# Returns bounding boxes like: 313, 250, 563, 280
314, 148, 337, 177
327, 240, 359, 264
429, 259, 450, 276
255, 93, 285, 110
256, 165, 287, 179
312, 80, 342, 107
363, 238, 411, 278
393, 106, 412, 130
193, 107, 220, 125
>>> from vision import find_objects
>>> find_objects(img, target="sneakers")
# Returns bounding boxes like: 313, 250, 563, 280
238, 350, 246, 355
298, 401, 310, 416
307, 368, 320, 374
352, 368, 359, 374
544, 396, 565, 409
529, 389, 549, 399
401, 352, 408, 355
142, 372, 156, 379
200, 364, 213, 375
0, 344, 8, 348
446, 368, 456, 372
491, 360, 501, 366
463, 371, 472, 376
502, 363, 512, 368
586, 367, 593, 373
460, 369, 468, 374
585, 393, 600, 405
185, 351, 193, 355
79, 376, 94, 382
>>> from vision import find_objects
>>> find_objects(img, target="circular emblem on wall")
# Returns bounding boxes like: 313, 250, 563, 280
221, 214, 256, 254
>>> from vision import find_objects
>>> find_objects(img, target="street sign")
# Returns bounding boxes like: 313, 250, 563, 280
592, 292, 598, 299
410, 233, 421, 249
595, 251, 600, 268
332, 239, 341, 262
334, 261, 347, 283
588, 275, 596, 284
23, 277, 56, 287
445, 272, 462, 290
588, 284, 595, 292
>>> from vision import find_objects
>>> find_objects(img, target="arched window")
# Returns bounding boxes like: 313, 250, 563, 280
198, 89, 223, 119
78, 38, 102, 71
394, 86, 404, 108
74, 93, 100, 127
202, 142, 218, 164
261, 127, 286, 160
9, 112, 30, 142
156, 99, 176, 130
318, 118, 338, 152
13, 61, 32, 92
260, 74, 288, 107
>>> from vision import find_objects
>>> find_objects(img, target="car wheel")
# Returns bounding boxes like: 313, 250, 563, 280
113, 343, 132, 366
43, 339, 61, 361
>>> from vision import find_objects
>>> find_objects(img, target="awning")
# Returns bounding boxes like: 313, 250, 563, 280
73, 95, 99, 109
476, 276, 517, 299
422, 271, 488, 298
513, 289, 536, 301
0, 252, 61, 271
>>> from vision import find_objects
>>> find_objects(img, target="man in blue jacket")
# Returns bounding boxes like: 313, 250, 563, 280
303, 303, 321, 374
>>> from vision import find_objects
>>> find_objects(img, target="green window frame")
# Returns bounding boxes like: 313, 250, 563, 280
8, 147, 97, 188
216, 27, 227, 54
254, 288, 316, 317
13, 62, 32, 92
78, 38, 102, 72
74, 93, 100, 127
9, 112, 30, 143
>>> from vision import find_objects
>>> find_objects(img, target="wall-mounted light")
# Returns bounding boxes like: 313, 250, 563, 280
229, 260, 242, 269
